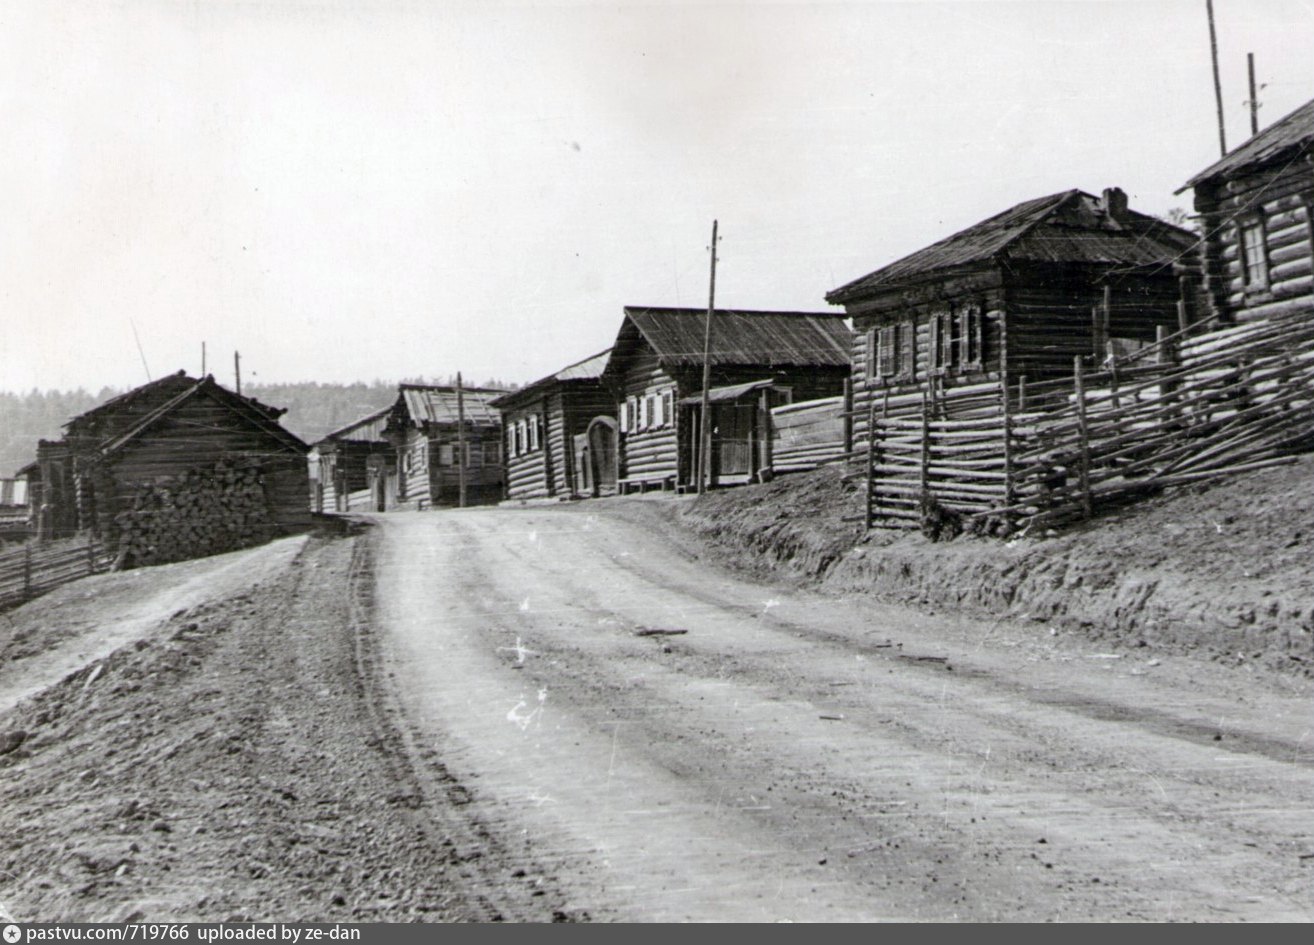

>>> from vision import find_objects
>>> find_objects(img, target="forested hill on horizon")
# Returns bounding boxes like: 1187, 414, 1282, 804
0, 377, 516, 478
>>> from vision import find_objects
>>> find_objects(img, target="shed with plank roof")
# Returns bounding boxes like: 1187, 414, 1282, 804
32, 371, 310, 565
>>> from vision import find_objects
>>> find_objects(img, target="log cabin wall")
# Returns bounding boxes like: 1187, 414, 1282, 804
846, 278, 1006, 450
614, 346, 681, 487
501, 382, 617, 501
425, 423, 504, 506
559, 386, 616, 496
1004, 262, 1182, 381
1194, 160, 1314, 324
104, 394, 311, 535
503, 399, 553, 500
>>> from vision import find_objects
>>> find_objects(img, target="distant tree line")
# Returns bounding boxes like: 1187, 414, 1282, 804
0, 377, 518, 477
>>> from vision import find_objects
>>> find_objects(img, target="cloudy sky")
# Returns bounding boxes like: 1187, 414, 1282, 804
1, 0, 1311, 394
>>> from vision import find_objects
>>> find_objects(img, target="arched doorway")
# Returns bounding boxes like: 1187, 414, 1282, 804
585, 416, 618, 497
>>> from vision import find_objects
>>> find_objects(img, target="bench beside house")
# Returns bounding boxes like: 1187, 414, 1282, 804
383, 384, 505, 508
492, 349, 616, 501
826, 187, 1198, 443
601, 306, 852, 493
308, 407, 394, 513
1179, 96, 1314, 326
32, 371, 310, 564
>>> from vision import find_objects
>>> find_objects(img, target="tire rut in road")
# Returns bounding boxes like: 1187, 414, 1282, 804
346, 529, 588, 923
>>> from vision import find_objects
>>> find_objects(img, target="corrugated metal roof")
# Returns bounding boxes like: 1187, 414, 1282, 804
1182, 97, 1314, 191
397, 385, 504, 427
826, 190, 1197, 303
619, 307, 851, 369
489, 349, 612, 407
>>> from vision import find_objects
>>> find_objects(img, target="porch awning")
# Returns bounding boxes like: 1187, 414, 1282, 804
678, 379, 777, 406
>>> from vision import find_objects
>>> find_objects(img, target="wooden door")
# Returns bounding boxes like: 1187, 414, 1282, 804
588, 420, 618, 495
712, 402, 753, 480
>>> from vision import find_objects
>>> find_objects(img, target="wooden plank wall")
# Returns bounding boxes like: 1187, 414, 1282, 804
1197, 160, 1313, 323
770, 396, 847, 473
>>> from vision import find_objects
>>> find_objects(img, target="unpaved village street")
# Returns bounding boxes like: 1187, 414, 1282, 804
370, 505, 1313, 922
1, 503, 1311, 922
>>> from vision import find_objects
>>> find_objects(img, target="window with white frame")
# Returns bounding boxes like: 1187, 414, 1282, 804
897, 321, 915, 378
661, 390, 674, 427
1239, 217, 1270, 289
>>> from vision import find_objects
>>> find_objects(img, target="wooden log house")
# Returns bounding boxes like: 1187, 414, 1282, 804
308, 407, 394, 513
826, 188, 1198, 443
1179, 96, 1314, 326
32, 371, 310, 561
600, 306, 851, 492
491, 349, 616, 501
383, 384, 505, 508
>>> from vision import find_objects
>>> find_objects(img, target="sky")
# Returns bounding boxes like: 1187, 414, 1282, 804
1, 0, 1311, 395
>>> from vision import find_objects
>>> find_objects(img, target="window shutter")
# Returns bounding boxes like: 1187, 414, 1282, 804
899, 322, 916, 377
637, 396, 647, 431
929, 315, 941, 370
653, 392, 665, 427
620, 399, 630, 433
865, 329, 877, 383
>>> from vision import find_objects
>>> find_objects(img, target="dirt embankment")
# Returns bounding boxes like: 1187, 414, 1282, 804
0, 529, 572, 923
672, 457, 1314, 672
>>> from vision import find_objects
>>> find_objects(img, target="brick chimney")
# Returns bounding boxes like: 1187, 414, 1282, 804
1102, 187, 1129, 226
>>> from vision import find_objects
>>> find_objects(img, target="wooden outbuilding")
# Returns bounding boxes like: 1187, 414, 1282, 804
383, 384, 505, 508
826, 188, 1197, 419
601, 306, 851, 492
491, 349, 616, 501
33, 371, 310, 565
308, 407, 394, 513
1179, 96, 1314, 326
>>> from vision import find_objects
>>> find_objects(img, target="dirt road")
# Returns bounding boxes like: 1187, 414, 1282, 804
369, 504, 1314, 922
1, 505, 1309, 922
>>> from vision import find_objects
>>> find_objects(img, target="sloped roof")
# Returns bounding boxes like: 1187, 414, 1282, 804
69, 370, 285, 433
394, 385, 504, 428
826, 189, 1198, 304
1181, 97, 1314, 192
489, 349, 611, 409
610, 306, 850, 372
98, 377, 308, 457
313, 407, 392, 446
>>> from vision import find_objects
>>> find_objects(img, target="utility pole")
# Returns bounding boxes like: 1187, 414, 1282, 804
1247, 52, 1260, 137
697, 220, 719, 495
234, 351, 242, 395
456, 371, 467, 509
201, 341, 206, 377
1207, 0, 1227, 156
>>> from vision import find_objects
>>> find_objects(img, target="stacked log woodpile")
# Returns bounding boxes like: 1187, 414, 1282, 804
113, 460, 277, 569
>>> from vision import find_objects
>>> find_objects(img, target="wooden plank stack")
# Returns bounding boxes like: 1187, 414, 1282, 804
770, 396, 848, 474
113, 459, 278, 569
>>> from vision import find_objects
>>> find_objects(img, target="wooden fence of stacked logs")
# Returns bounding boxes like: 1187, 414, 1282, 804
0, 537, 114, 610
865, 309, 1314, 537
